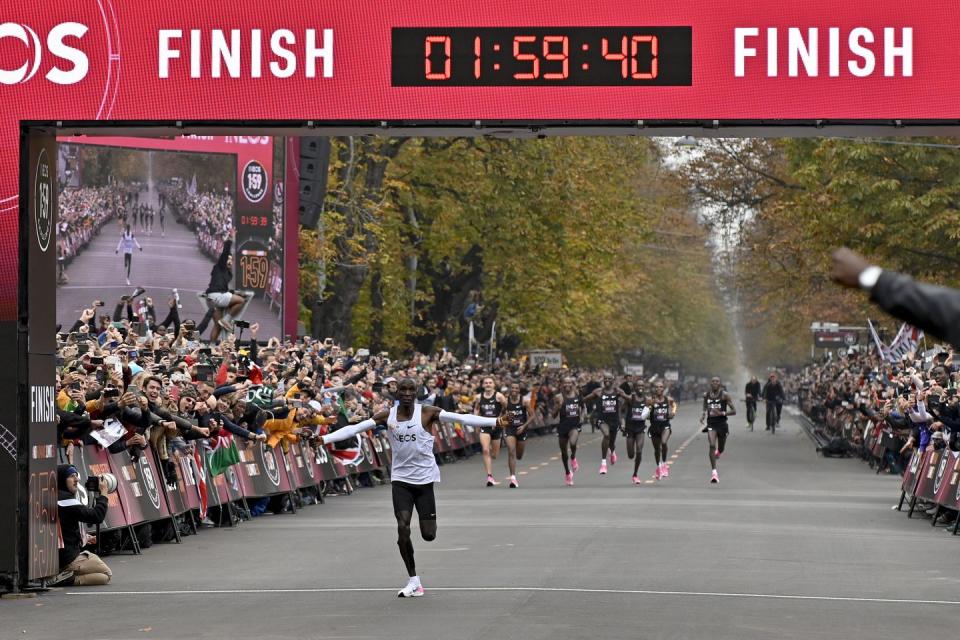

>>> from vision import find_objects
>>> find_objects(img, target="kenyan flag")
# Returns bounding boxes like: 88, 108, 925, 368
208, 434, 240, 477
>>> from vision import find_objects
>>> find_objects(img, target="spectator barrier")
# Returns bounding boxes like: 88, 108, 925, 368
61, 421, 491, 557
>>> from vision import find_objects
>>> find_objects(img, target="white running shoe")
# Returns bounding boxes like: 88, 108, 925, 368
397, 581, 425, 598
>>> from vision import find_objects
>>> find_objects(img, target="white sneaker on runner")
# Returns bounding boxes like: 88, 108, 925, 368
398, 580, 424, 598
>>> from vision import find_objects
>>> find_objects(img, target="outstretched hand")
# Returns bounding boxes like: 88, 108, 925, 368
830, 247, 872, 288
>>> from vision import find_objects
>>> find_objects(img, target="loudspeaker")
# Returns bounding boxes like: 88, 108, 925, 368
298, 137, 330, 228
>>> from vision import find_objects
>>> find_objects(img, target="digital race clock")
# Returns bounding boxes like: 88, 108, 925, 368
392, 27, 692, 86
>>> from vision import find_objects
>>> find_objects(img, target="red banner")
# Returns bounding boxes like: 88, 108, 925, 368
912, 449, 941, 504
933, 450, 960, 510
1, 1, 960, 316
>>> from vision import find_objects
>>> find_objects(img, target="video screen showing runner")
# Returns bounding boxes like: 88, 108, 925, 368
55, 142, 283, 342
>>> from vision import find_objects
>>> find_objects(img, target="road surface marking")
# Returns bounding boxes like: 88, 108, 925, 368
66, 586, 960, 607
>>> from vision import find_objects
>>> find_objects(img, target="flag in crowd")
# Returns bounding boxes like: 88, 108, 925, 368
868, 319, 925, 363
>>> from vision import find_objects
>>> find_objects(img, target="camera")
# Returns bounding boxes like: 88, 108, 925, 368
85, 473, 118, 494
234, 320, 250, 329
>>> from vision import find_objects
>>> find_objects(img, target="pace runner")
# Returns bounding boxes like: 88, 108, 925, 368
624, 385, 650, 485
474, 376, 507, 487
320, 378, 510, 597
648, 381, 677, 480
504, 381, 534, 488
552, 376, 584, 486
744, 376, 761, 431
701, 376, 737, 483
584, 373, 631, 475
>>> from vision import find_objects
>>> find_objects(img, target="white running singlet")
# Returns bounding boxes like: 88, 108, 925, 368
387, 403, 441, 485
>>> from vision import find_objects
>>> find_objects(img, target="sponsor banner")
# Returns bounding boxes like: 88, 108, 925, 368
441, 422, 467, 452
209, 460, 246, 506
309, 440, 344, 482
108, 448, 170, 526
290, 442, 322, 488
284, 443, 312, 490
901, 449, 924, 496
74, 445, 127, 531
433, 424, 450, 454
168, 449, 202, 514
913, 449, 941, 503
329, 432, 380, 475
933, 449, 960, 509
375, 433, 393, 474
868, 430, 884, 459
236, 440, 291, 497
813, 330, 859, 349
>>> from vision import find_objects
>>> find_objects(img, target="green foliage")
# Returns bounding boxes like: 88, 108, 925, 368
302, 136, 737, 372
676, 137, 960, 371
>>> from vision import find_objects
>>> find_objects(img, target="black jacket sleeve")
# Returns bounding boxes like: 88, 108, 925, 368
870, 271, 960, 348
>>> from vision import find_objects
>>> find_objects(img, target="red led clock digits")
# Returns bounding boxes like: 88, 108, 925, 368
542, 36, 569, 79
603, 36, 659, 79
631, 35, 658, 79
424, 35, 451, 80
513, 35, 539, 80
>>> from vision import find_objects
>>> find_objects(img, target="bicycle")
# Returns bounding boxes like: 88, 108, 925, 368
765, 400, 782, 434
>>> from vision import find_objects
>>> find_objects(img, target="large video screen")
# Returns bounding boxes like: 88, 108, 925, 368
55, 142, 284, 341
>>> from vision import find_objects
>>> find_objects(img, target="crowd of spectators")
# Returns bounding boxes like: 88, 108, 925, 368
797, 346, 960, 525
57, 186, 128, 269
160, 187, 234, 259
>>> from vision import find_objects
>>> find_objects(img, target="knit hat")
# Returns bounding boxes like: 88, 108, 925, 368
57, 464, 79, 491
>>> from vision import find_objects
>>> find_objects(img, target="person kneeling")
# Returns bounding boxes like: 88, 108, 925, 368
55, 465, 112, 586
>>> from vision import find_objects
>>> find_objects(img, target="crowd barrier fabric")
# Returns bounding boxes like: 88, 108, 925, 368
933, 450, 960, 511
73, 445, 127, 531
912, 450, 941, 505
61, 422, 491, 547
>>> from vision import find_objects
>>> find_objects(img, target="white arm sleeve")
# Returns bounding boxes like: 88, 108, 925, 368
640, 406, 650, 421
438, 411, 498, 428
321, 418, 377, 445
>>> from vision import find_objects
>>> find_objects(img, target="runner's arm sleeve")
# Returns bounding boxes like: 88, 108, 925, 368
438, 411, 498, 427
320, 418, 377, 445
640, 406, 650, 421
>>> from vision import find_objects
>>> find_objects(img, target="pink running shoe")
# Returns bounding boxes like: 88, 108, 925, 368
508, 475, 519, 488
599, 460, 608, 475
631, 475, 640, 485
565, 472, 574, 486
486, 474, 499, 487
653, 465, 662, 480
571, 458, 580, 473
714, 450, 722, 459
661, 464, 670, 478
710, 470, 719, 484
610, 451, 618, 465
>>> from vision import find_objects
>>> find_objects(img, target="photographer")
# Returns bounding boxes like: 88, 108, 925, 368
55, 465, 112, 586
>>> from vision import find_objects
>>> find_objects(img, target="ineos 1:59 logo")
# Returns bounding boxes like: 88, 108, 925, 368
0, 22, 89, 85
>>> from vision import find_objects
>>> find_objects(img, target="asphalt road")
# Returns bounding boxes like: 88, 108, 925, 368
4, 403, 959, 640
56, 190, 283, 339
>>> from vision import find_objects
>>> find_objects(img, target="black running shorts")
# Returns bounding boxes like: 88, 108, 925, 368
480, 426, 503, 439
625, 422, 646, 437
392, 481, 437, 521
557, 422, 582, 437
648, 423, 671, 438
706, 421, 729, 436
504, 426, 528, 441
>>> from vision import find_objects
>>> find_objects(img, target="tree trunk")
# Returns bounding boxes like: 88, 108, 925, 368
313, 138, 406, 345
